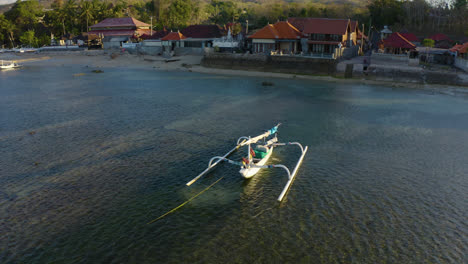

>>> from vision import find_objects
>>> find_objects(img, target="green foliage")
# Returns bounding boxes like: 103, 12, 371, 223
453, 0, 467, 10
37, 34, 51, 47
19, 29, 37, 47
1, 0, 467, 47
230, 23, 242, 35
0, 14, 16, 47
367, 0, 403, 28
167, 0, 192, 28
208, 0, 240, 25
4, 0, 43, 30
422, 38, 435, 48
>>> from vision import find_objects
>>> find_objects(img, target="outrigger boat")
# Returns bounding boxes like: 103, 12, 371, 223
0, 60, 21, 70
186, 124, 308, 202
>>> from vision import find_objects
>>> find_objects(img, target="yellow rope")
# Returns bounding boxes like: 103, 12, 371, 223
147, 176, 224, 224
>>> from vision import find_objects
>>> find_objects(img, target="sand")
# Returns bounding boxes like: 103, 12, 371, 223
2, 50, 467, 96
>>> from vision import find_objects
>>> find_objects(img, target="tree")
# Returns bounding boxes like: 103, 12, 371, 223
19, 29, 37, 47
167, 0, 193, 28
367, 0, 403, 29
80, 0, 93, 32
208, 0, 240, 25
422, 38, 435, 48
0, 15, 16, 47
5, 0, 43, 31
422, 38, 434, 62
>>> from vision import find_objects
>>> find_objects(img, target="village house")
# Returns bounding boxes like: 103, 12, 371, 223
180, 25, 224, 49
138, 29, 170, 48
451, 42, 468, 59
161, 31, 186, 52
88, 17, 151, 49
289, 18, 357, 58
379, 32, 416, 54
429, 33, 452, 49
399, 32, 420, 46
451, 42, 468, 71
248, 21, 303, 54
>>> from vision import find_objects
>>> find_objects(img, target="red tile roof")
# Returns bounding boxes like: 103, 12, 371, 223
161, 31, 186, 41
88, 28, 151, 37
248, 21, 303, 39
381, 32, 416, 49
399, 33, 419, 42
289, 18, 351, 35
153, 29, 169, 39
450, 42, 468, 54
429, 33, 451, 42
90, 17, 150, 29
180, 25, 223, 39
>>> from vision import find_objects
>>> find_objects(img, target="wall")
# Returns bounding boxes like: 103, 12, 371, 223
342, 46, 359, 59
455, 57, 468, 72
174, 47, 204, 55
202, 53, 337, 75
138, 46, 163, 55
142, 41, 162, 47
365, 66, 468, 86
371, 52, 409, 62
371, 52, 409, 63
103, 41, 121, 49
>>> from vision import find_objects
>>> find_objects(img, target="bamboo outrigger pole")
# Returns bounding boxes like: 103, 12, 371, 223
186, 144, 243, 186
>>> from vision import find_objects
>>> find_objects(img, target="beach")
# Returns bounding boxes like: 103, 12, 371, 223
2, 50, 468, 96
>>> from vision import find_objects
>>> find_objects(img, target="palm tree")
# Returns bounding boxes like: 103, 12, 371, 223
80, 0, 93, 32
63, 0, 78, 33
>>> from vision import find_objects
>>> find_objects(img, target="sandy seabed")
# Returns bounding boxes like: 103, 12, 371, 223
2, 50, 467, 96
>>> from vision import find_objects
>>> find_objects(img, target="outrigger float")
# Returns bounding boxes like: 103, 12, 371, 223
186, 124, 308, 202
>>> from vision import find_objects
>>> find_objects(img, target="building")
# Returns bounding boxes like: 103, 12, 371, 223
450, 42, 468, 59
89, 17, 151, 37
161, 31, 186, 51
380, 32, 416, 54
88, 17, 151, 49
429, 33, 452, 49
289, 18, 355, 57
248, 21, 303, 54
399, 32, 420, 46
180, 25, 224, 48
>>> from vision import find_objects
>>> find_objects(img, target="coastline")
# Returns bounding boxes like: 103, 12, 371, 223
2, 50, 467, 96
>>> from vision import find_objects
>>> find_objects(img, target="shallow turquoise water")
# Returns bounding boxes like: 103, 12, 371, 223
1, 64, 467, 263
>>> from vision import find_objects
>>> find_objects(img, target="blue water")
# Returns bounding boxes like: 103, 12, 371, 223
1, 64, 467, 263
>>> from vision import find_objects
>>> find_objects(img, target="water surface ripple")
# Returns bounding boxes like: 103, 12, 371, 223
1, 65, 467, 263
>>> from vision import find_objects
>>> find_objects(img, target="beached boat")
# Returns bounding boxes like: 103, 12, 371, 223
0, 60, 21, 70
187, 124, 308, 201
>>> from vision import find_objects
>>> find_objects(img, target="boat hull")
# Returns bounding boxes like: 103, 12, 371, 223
239, 147, 273, 179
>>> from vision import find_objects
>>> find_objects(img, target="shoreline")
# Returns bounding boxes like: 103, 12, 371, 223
2, 51, 468, 96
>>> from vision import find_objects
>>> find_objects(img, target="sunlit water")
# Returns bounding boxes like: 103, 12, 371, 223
1, 64, 467, 263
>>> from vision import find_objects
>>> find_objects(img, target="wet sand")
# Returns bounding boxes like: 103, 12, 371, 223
2, 50, 467, 96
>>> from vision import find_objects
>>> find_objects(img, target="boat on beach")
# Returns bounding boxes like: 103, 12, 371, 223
0, 60, 21, 70
187, 124, 308, 201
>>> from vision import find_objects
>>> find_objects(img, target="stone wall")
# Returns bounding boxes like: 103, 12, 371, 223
138, 46, 163, 56
455, 57, 468, 72
174, 47, 206, 56
365, 66, 468, 86
202, 53, 337, 75
371, 52, 409, 63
